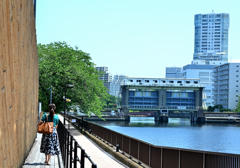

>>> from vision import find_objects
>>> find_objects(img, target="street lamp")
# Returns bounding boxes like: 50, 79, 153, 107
63, 84, 74, 126
47, 85, 52, 104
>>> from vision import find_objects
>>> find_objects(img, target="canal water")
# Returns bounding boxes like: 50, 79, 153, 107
91, 117, 240, 155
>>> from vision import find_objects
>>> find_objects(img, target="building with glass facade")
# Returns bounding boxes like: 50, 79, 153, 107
193, 13, 229, 64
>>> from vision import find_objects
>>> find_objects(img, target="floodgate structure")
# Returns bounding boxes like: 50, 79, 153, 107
120, 77, 205, 122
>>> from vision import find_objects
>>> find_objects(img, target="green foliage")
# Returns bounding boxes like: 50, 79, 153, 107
234, 96, 240, 112
214, 104, 223, 109
101, 94, 117, 109
38, 42, 108, 116
207, 106, 214, 112
208, 104, 231, 112
220, 108, 231, 112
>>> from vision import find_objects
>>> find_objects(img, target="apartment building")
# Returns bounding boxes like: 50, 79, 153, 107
193, 13, 229, 64
95, 66, 112, 93
212, 63, 240, 109
110, 75, 127, 97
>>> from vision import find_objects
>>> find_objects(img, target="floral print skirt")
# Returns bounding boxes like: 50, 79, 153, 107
40, 127, 60, 155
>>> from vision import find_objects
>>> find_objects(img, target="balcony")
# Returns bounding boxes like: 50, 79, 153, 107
218, 71, 229, 76
219, 86, 228, 90
218, 66, 229, 72
219, 81, 229, 85
218, 76, 229, 81
219, 91, 228, 95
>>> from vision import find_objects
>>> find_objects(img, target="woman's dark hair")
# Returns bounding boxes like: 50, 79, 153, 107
48, 103, 56, 110
48, 103, 56, 121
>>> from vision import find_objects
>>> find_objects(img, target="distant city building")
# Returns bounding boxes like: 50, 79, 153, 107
193, 13, 229, 64
95, 66, 112, 94
110, 75, 127, 97
166, 67, 182, 78
180, 64, 217, 108
212, 63, 240, 109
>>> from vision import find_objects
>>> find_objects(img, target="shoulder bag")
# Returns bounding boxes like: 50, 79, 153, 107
37, 114, 54, 134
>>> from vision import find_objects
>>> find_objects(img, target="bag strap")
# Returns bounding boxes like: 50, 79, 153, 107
46, 114, 48, 122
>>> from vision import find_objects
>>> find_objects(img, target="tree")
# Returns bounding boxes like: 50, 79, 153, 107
207, 106, 214, 112
100, 94, 117, 109
234, 96, 240, 112
38, 42, 108, 116
213, 104, 223, 110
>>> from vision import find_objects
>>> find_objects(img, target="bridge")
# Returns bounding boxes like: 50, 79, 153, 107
120, 77, 204, 122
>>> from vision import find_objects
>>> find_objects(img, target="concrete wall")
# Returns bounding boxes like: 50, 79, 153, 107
121, 86, 129, 107
195, 88, 203, 108
0, 0, 39, 167
158, 90, 166, 107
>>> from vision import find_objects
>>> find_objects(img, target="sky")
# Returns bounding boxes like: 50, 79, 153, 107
36, 0, 240, 78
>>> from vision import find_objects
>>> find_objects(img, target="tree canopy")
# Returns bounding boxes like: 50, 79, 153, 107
234, 96, 240, 112
38, 42, 108, 116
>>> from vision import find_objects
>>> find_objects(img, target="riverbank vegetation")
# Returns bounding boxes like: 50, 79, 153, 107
38, 42, 109, 116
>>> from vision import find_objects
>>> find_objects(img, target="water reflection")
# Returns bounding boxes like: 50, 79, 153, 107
91, 117, 240, 154
92, 117, 240, 128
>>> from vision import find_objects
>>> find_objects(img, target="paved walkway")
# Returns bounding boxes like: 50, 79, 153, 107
59, 115, 128, 168
23, 115, 127, 168
23, 133, 64, 168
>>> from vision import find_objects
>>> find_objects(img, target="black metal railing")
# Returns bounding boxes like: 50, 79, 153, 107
67, 115, 240, 168
57, 121, 97, 168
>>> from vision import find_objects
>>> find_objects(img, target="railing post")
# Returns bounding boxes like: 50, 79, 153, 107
64, 126, 67, 165
116, 144, 119, 152
74, 141, 77, 168
66, 131, 69, 168
81, 149, 85, 168
70, 135, 73, 168
92, 164, 97, 168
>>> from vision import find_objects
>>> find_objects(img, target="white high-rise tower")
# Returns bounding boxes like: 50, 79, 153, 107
193, 13, 229, 64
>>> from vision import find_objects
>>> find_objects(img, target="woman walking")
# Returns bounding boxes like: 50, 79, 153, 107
40, 103, 60, 165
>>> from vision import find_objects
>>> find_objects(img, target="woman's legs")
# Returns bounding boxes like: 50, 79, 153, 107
47, 154, 52, 163
45, 154, 48, 162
